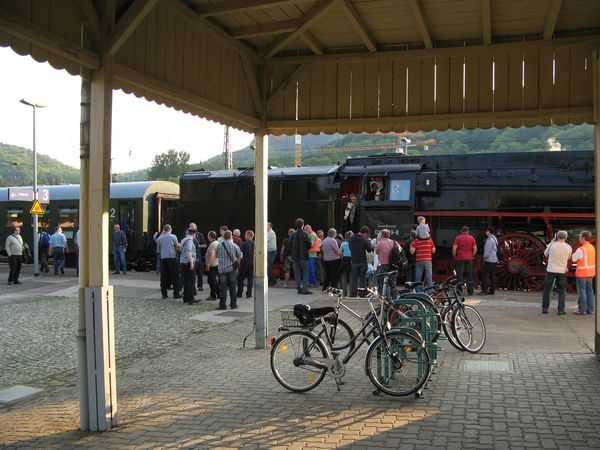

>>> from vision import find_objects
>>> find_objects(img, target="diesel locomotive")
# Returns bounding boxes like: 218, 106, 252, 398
179, 150, 594, 291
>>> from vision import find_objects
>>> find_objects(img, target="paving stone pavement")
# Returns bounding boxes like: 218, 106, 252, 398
0, 265, 599, 449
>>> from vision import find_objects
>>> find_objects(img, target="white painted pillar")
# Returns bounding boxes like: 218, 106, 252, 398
254, 130, 269, 349
82, 69, 117, 430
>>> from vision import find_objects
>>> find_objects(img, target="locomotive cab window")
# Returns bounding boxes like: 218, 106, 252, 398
5, 208, 23, 227
364, 177, 387, 201
389, 179, 412, 201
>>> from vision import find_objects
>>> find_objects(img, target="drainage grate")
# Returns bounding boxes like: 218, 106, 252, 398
463, 360, 514, 373
216, 311, 253, 318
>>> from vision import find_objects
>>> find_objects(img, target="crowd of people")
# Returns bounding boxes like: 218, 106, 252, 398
4, 216, 595, 318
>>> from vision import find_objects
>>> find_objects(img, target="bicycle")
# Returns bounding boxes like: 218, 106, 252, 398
270, 286, 431, 397
425, 274, 487, 353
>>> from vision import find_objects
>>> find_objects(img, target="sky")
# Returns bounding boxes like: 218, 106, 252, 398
0, 46, 253, 174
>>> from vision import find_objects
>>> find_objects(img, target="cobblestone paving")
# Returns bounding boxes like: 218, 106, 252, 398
0, 268, 599, 449
1, 308, 600, 449
0, 295, 219, 389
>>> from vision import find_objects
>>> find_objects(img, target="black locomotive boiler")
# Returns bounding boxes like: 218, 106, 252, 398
179, 150, 594, 291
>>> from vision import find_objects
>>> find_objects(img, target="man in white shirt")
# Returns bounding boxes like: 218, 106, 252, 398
541, 230, 572, 315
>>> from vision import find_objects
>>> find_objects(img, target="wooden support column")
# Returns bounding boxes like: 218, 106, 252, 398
82, 69, 117, 430
78, 78, 91, 431
595, 123, 599, 360
594, 51, 600, 360
254, 130, 268, 349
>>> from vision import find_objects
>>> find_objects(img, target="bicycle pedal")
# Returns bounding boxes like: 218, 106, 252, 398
372, 389, 382, 397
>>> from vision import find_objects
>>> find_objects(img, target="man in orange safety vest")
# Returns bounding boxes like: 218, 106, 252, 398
571, 230, 596, 315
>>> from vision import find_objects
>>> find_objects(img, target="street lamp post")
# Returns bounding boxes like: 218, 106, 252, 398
20, 99, 46, 277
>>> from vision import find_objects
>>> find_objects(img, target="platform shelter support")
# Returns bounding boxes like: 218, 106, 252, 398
254, 130, 268, 349
595, 51, 600, 360
78, 69, 117, 431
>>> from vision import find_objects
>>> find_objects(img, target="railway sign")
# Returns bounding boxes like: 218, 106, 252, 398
29, 199, 45, 215
8, 188, 50, 204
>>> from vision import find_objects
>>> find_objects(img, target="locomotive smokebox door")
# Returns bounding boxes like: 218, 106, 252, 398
416, 172, 438, 194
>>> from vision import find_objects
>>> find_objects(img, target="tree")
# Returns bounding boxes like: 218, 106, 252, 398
147, 150, 190, 183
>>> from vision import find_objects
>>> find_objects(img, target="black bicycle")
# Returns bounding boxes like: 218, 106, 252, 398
270, 287, 431, 397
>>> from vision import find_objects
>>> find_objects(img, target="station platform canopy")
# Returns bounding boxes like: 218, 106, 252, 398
0, 0, 599, 135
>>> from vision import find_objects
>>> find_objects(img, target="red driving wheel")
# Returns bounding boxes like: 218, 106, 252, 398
496, 233, 546, 291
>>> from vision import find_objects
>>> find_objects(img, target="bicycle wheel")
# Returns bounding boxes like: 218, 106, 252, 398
323, 317, 355, 353
451, 304, 486, 353
441, 304, 464, 351
365, 330, 430, 397
270, 330, 329, 392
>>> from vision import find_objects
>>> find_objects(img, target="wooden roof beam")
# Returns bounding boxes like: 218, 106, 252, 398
230, 20, 299, 39
407, 0, 433, 49
265, 0, 339, 59
543, 0, 562, 40
266, 64, 309, 112
72, 0, 102, 44
161, 0, 260, 64
239, 55, 263, 114
0, 7, 100, 69
107, 0, 158, 56
195, 0, 314, 18
301, 31, 324, 55
340, 0, 377, 52
481, 0, 491, 45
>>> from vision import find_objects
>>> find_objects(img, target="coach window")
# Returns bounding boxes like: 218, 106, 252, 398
58, 208, 78, 229
34, 210, 49, 228
5, 208, 23, 227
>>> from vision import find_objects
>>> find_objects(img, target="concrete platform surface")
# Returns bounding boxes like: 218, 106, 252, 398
0, 264, 598, 449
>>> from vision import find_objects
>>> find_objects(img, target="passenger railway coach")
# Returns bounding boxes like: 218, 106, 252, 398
1, 181, 179, 269
179, 150, 594, 291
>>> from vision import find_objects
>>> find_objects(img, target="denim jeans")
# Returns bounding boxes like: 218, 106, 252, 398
113, 245, 127, 274
455, 260, 473, 294
576, 277, 595, 313
415, 260, 433, 292
267, 250, 277, 285
542, 272, 567, 312
350, 262, 367, 297
53, 247, 65, 275
308, 257, 318, 285
293, 259, 310, 293
218, 270, 238, 308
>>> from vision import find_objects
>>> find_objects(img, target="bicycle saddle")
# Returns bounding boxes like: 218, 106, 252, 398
375, 270, 398, 278
404, 281, 423, 290
293, 304, 335, 326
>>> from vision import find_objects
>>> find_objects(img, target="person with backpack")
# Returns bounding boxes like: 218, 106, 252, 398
479, 227, 499, 295
38, 228, 51, 273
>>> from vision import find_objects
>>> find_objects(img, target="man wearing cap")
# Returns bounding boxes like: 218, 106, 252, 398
180, 226, 199, 304
541, 230, 572, 315
452, 226, 477, 295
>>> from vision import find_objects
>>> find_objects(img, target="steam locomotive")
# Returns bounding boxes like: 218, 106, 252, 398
179, 150, 594, 291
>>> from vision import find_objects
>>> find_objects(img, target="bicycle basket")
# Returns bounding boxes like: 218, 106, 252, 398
280, 309, 302, 327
